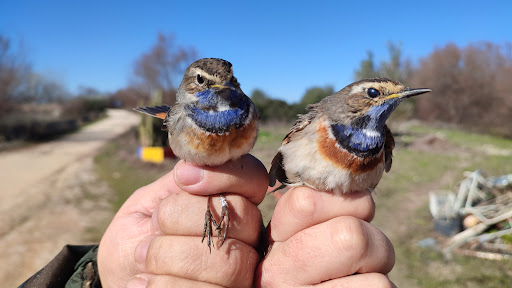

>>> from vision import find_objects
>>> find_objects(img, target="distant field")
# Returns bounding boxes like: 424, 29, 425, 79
95, 121, 512, 288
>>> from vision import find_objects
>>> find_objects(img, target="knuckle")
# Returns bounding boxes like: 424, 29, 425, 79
210, 195, 262, 246
330, 217, 369, 262
258, 257, 290, 288
370, 273, 395, 288
240, 155, 269, 202
145, 239, 162, 272
224, 195, 252, 222
157, 193, 184, 231
289, 187, 316, 219
220, 242, 259, 287
244, 201, 263, 236
363, 194, 376, 221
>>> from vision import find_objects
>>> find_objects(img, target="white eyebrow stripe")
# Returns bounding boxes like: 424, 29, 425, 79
350, 82, 376, 94
191, 68, 228, 83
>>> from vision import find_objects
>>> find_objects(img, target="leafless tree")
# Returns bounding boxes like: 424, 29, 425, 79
132, 33, 197, 105
109, 86, 150, 108
0, 35, 31, 115
411, 42, 512, 136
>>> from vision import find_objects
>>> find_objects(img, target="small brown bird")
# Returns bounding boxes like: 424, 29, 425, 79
269, 78, 431, 194
135, 58, 259, 252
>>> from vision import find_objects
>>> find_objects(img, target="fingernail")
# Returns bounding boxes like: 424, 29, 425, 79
135, 240, 150, 268
175, 161, 204, 186
127, 276, 148, 288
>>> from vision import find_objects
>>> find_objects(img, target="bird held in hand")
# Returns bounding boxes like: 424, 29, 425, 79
135, 58, 259, 252
269, 78, 431, 194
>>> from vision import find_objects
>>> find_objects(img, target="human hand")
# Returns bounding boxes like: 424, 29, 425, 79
255, 187, 396, 287
98, 154, 268, 288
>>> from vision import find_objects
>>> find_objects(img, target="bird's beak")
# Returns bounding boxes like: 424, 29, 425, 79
385, 88, 432, 100
210, 82, 235, 90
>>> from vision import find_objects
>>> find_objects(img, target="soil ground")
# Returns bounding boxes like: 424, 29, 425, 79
0, 109, 139, 287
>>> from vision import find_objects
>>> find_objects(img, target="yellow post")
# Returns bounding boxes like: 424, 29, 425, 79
137, 146, 164, 163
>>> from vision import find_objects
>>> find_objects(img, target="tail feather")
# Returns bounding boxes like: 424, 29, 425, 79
269, 151, 287, 186
133, 105, 171, 120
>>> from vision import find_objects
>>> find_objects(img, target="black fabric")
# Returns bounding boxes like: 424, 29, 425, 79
19, 245, 101, 288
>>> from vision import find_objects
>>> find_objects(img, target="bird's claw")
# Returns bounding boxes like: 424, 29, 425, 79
202, 196, 214, 253
215, 194, 230, 248
202, 194, 230, 252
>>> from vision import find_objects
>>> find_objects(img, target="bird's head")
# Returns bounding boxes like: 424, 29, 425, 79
323, 77, 431, 129
178, 58, 245, 110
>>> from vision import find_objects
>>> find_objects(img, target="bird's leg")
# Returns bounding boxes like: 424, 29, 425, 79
215, 193, 230, 248
202, 194, 230, 251
202, 195, 214, 253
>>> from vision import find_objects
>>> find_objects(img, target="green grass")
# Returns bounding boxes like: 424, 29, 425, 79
399, 246, 512, 288
410, 123, 512, 151
254, 128, 286, 148
399, 236, 512, 288
253, 124, 288, 154
94, 136, 171, 211
252, 124, 289, 170
380, 149, 461, 194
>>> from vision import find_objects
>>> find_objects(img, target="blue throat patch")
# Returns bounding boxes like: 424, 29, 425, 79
331, 124, 384, 157
331, 99, 401, 157
186, 88, 250, 134
195, 88, 245, 108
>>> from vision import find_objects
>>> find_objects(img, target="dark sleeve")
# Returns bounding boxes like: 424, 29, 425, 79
18, 245, 102, 288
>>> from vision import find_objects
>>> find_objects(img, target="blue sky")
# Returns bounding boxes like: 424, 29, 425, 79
1, 0, 510, 103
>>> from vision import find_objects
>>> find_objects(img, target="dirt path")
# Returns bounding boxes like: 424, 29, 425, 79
0, 109, 139, 287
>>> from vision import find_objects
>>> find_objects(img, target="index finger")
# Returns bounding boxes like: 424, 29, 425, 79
174, 154, 269, 205
269, 187, 376, 242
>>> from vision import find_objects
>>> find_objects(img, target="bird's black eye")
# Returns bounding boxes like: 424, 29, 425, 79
196, 74, 204, 85
367, 88, 380, 98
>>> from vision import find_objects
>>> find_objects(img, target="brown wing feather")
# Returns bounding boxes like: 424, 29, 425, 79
269, 104, 320, 188
281, 103, 319, 144
384, 124, 395, 173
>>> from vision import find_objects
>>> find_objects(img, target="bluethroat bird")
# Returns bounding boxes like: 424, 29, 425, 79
269, 78, 430, 194
134, 58, 259, 252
